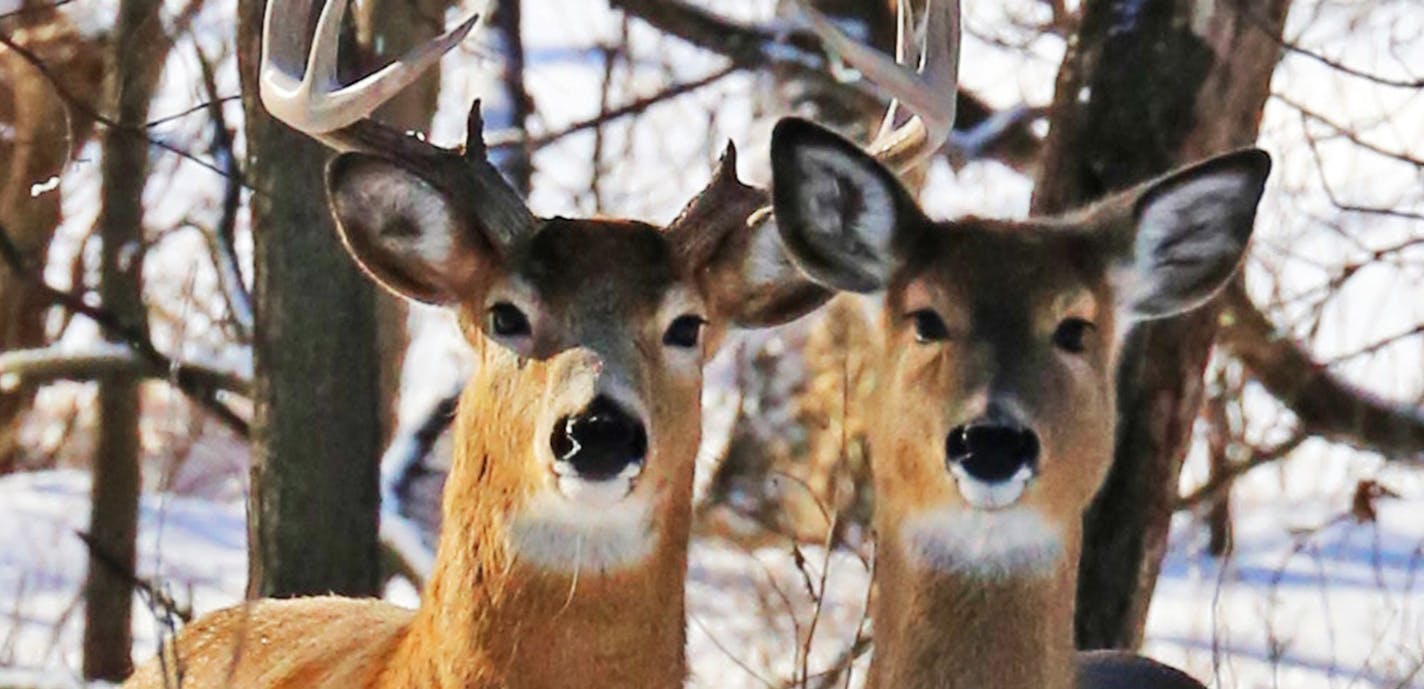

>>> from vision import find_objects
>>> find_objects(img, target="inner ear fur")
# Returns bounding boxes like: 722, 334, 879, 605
769, 117, 926, 294
326, 153, 495, 305
1084, 148, 1271, 318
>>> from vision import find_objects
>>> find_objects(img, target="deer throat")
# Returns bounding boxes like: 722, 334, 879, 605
867, 528, 1080, 689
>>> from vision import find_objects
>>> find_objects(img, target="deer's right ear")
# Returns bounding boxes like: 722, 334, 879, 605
770, 118, 923, 293
326, 153, 493, 305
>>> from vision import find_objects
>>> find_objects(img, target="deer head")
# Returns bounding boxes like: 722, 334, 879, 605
769, 118, 1270, 577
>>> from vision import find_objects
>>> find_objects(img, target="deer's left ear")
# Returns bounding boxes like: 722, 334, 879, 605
769, 118, 926, 294
1108, 149, 1271, 318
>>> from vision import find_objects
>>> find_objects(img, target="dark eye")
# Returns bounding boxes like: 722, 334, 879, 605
489, 302, 531, 337
909, 309, 950, 343
1053, 318, 1094, 353
663, 315, 705, 349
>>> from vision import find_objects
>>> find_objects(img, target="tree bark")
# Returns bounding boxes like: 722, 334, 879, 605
1028, 0, 1291, 650
237, 0, 383, 599
0, 6, 104, 472
82, 0, 165, 679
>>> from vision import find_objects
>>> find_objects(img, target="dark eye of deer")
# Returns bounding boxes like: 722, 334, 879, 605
489, 302, 531, 337
663, 315, 705, 348
909, 309, 950, 343
1053, 317, 1094, 353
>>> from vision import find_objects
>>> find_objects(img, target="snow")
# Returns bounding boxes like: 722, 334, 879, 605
2, 465, 1420, 688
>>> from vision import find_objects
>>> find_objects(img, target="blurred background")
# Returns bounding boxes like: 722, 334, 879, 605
0, 0, 1420, 686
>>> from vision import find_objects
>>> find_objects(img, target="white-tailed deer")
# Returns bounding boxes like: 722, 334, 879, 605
769, 119, 1270, 689
122, 1, 957, 688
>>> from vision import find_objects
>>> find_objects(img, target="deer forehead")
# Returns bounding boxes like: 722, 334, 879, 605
511, 219, 691, 320
894, 221, 1111, 330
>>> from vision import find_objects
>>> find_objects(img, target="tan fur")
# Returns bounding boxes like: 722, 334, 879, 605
865, 220, 1125, 689
125, 216, 790, 689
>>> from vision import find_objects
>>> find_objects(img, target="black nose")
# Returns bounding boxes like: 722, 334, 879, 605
946, 421, 1040, 482
550, 396, 648, 481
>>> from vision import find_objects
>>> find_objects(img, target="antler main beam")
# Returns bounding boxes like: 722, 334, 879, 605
796, 0, 960, 172
258, 0, 537, 251
259, 0, 481, 140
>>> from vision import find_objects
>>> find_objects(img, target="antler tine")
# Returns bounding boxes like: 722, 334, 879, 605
797, 0, 960, 173
260, 0, 482, 143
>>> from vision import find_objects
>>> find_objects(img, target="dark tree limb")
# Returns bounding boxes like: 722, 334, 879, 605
1030, 0, 1293, 651
0, 346, 251, 396
610, 0, 1045, 171
0, 222, 251, 435
1219, 284, 1424, 461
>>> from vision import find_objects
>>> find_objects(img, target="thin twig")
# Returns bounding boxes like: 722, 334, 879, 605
75, 530, 193, 623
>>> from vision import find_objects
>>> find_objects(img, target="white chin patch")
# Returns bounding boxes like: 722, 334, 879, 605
552, 460, 643, 507
508, 481, 655, 574
948, 463, 1035, 510
900, 506, 1063, 578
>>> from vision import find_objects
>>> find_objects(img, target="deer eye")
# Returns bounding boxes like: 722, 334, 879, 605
489, 302, 531, 337
909, 309, 950, 343
1053, 317, 1094, 353
663, 315, 705, 349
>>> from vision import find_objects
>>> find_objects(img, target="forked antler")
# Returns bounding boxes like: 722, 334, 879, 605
260, 0, 481, 136
669, 0, 960, 261
258, 0, 536, 251
797, 0, 961, 173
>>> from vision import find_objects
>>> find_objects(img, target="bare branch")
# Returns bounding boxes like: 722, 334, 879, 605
1174, 431, 1309, 510
0, 221, 251, 436
1219, 284, 1424, 462
0, 346, 251, 396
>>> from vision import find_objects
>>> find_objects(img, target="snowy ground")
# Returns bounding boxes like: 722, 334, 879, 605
1, 457, 1420, 689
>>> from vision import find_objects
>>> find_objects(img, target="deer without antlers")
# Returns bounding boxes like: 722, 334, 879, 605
769, 120, 1270, 689
122, 0, 957, 687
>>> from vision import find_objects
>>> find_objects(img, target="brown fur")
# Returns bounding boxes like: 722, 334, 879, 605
865, 219, 1121, 689
126, 210, 810, 688
768, 101, 1261, 689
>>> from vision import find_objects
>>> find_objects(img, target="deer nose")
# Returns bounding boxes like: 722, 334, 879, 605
550, 396, 648, 481
945, 420, 1040, 483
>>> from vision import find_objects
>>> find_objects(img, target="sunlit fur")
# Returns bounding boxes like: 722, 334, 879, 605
866, 219, 1124, 689
125, 221, 728, 689
771, 119, 1263, 689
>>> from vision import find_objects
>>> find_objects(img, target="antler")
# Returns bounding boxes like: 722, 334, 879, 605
670, 0, 960, 254
258, 0, 536, 252
260, 0, 480, 141
798, 0, 960, 173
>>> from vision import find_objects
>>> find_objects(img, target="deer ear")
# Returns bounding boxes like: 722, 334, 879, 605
669, 141, 831, 328
1112, 149, 1271, 318
769, 118, 924, 293
326, 153, 492, 305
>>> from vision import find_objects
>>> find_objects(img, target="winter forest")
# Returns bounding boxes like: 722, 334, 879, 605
0, 0, 1421, 687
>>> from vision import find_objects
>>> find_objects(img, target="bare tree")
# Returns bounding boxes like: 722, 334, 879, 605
0, 5, 104, 472
83, 0, 167, 679
236, 0, 383, 598
1027, 0, 1293, 650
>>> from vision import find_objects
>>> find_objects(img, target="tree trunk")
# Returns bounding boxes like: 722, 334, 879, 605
0, 7, 103, 472
237, 0, 383, 599
1029, 0, 1291, 650
485, 0, 533, 196
354, 0, 456, 451
82, 0, 164, 679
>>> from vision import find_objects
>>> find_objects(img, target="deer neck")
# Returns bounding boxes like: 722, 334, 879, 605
388, 365, 691, 689
867, 525, 1081, 689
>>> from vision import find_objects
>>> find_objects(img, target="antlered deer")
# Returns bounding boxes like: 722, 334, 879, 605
122, 1, 958, 687
768, 119, 1270, 689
